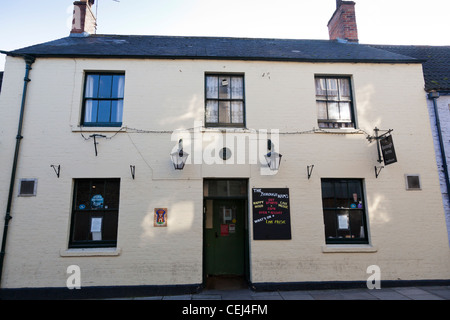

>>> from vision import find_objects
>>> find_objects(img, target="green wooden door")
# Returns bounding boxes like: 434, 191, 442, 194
205, 199, 245, 276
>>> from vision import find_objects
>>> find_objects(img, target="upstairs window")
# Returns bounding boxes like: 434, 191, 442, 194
205, 74, 245, 127
315, 76, 355, 129
82, 73, 125, 127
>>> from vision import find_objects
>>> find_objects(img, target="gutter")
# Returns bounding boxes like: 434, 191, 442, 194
5, 52, 423, 65
0, 51, 35, 287
428, 91, 450, 211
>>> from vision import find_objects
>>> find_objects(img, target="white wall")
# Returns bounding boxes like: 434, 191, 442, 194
0, 56, 448, 288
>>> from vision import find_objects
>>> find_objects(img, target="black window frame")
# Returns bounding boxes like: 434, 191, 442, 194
81, 72, 125, 127
315, 76, 356, 129
69, 178, 121, 248
321, 178, 369, 244
204, 74, 246, 128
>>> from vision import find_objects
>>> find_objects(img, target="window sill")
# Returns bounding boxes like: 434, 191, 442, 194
71, 125, 126, 133
316, 128, 362, 134
321, 244, 377, 253
60, 247, 121, 257
202, 127, 250, 133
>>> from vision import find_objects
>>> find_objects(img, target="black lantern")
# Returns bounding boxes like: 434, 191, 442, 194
170, 139, 189, 170
265, 139, 282, 170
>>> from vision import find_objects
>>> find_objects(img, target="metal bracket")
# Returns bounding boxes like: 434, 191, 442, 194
89, 134, 106, 156
374, 166, 384, 179
130, 165, 135, 179
50, 165, 60, 178
307, 165, 314, 179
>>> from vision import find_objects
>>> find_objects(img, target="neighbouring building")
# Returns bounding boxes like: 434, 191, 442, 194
0, 0, 449, 299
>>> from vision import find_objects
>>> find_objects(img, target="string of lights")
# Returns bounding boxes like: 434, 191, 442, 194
79, 125, 373, 141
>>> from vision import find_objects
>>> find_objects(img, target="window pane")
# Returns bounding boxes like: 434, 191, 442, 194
102, 211, 119, 240
219, 77, 231, 99
315, 78, 327, 98
98, 75, 113, 98
112, 75, 125, 98
334, 181, 349, 208
219, 101, 231, 123
206, 100, 218, 123
85, 75, 99, 98
339, 102, 351, 121
349, 210, 365, 238
323, 210, 337, 239
105, 180, 120, 209
111, 100, 123, 123
204, 179, 247, 197
321, 181, 335, 208
72, 212, 91, 242
231, 77, 243, 99
348, 180, 362, 206
231, 101, 244, 124
327, 102, 340, 120
206, 76, 218, 99
317, 101, 328, 120
98, 100, 111, 123
339, 78, 351, 101
326, 78, 338, 100
90, 179, 105, 209
84, 100, 98, 123
74, 180, 91, 209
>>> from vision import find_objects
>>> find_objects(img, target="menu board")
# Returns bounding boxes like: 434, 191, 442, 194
252, 188, 291, 240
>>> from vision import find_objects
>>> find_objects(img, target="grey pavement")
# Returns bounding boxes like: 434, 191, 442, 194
110, 285, 450, 300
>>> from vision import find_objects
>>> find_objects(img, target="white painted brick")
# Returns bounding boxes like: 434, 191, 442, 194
0, 58, 448, 289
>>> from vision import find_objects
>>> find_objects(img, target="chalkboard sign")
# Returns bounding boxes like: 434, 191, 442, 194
252, 188, 291, 240
380, 135, 397, 166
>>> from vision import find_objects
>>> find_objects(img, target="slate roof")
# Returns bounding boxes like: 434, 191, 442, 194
9, 34, 420, 64
370, 44, 450, 91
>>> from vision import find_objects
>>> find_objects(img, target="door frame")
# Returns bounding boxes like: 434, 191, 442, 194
202, 178, 250, 286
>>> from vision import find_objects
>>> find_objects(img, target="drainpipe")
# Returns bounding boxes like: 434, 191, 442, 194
428, 91, 450, 210
0, 53, 35, 287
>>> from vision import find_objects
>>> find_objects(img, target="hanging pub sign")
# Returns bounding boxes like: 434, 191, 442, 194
252, 188, 291, 240
380, 134, 397, 166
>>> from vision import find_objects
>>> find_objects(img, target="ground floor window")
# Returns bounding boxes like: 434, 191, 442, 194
69, 178, 120, 248
321, 179, 368, 244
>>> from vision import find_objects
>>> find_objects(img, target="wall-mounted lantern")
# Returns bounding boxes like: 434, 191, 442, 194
170, 139, 189, 170
265, 139, 282, 171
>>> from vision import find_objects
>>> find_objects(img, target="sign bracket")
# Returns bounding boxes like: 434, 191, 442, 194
307, 165, 314, 180
374, 165, 384, 179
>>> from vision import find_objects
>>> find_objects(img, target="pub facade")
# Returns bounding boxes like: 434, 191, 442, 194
0, 1, 449, 298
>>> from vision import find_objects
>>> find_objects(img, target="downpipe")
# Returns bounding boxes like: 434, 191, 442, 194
0, 54, 35, 287
428, 91, 450, 209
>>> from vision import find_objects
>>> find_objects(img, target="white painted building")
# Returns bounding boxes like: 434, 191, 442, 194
0, 0, 448, 299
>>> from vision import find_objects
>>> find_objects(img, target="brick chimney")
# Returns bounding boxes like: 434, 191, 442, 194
71, 0, 97, 35
327, 0, 358, 43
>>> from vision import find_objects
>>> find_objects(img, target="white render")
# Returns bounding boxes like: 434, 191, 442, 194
0, 55, 449, 289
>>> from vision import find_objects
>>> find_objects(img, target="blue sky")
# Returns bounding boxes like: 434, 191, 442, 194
1, 0, 449, 71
